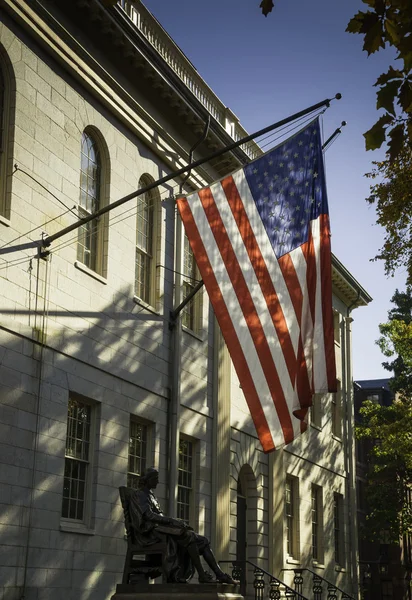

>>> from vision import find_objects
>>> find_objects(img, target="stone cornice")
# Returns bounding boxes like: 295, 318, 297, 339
1, 0, 232, 189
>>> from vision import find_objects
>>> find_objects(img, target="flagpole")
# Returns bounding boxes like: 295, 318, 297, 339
41, 94, 341, 249
168, 116, 345, 321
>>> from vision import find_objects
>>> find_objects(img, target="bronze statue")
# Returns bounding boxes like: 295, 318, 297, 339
129, 468, 237, 584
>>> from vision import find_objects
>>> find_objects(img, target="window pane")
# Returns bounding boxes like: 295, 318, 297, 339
135, 184, 154, 303
127, 420, 148, 489
78, 132, 101, 270
0, 67, 4, 154
178, 438, 193, 524
182, 236, 199, 331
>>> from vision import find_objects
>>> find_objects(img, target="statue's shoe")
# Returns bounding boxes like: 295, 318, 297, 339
216, 573, 239, 585
198, 572, 217, 583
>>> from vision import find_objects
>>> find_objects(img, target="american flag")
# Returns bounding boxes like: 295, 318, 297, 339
177, 119, 336, 453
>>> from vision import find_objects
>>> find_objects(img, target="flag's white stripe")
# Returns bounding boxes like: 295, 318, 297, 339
231, 170, 300, 356
311, 219, 327, 391
187, 193, 285, 446
289, 245, 313, 395
209, 180, 298, 416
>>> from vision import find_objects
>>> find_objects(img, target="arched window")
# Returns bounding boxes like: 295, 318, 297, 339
78, 131, 102, 272
0, 51, 13, 219
135, 176, 158, 305
182, 234, 202, 333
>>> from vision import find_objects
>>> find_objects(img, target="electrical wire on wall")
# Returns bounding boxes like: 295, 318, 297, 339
20, 252, 52, 600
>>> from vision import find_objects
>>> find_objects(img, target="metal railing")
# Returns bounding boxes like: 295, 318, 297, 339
283, 568, 356, 600
116, 0, 262, 161
220, 560, 310, 599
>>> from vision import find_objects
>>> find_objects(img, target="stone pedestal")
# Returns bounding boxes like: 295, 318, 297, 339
111, 582, 244, 600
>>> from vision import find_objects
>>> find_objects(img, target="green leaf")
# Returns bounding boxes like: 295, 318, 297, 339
375, 66, 403, 87
388, 123, 405, 162
385, 18, 400, 45
346, 12, 365, 34
399, 80, 412, 112
364, 20, 386, 55
407, 119, 412, 145
364, 113, 394, 150
403, 52, 412, 73
260, 0, 274, 16
377, 79, 402, 115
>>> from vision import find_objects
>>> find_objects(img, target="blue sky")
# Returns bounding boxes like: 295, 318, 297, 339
143, 0, 406, 380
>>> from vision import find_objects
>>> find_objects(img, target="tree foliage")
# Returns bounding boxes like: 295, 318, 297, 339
357, 288, 412, 541
365, 152, 412, 284
377, 287, 412, 398
346, 0, 412, 162
357, 398, 412, 541
262, 1, 412, 161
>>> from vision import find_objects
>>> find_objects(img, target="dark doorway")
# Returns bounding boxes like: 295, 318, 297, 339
237, 478, 247, 595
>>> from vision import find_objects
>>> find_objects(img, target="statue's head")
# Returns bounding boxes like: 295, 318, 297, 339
139, 467, 159, 489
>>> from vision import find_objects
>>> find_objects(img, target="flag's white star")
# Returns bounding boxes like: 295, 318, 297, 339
300, 219, 305, 225
258, 183, 263, 189
313, 172, 318, 178
298, 140, 303, 146
279, 162, 284, 167
264, 171, 268, 177
294, 153, 299, 158
305, 181, 309, 187
253, 168, 258, 174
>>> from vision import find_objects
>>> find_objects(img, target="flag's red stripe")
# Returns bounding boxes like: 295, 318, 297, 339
303, 226, 317, 327
198, 186, 294, 445
295, 335, 313, 408
177, 196, 276, 452
277, 253, 303, 329
320, 214, 337, 392
221, 175, 297, 386
278, 250, 312, 408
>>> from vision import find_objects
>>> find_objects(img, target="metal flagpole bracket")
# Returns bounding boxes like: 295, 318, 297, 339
169, 279, 205, 330
41, 93, 342, 250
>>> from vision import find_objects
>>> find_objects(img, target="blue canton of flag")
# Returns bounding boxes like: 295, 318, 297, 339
245, 124, 328, 257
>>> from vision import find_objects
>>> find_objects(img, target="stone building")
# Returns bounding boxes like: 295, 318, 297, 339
0, 1, 371, 599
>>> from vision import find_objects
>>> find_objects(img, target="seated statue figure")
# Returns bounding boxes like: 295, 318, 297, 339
129, 467, 237, 584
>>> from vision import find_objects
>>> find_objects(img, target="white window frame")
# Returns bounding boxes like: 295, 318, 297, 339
285, 475, 300, 560
331, 380, 342, 439
135, 176, 159, 307
0, 53, 12, 220
182, 235, 202, 335
310, 393, 323, 429
333, 311, 341, 346
177, 435, 196, 526
77, 129, 105, 274
127, 417, 152, 489
61, 396, 96, 529
311, 484, 324, 563
334, 492, 345, 566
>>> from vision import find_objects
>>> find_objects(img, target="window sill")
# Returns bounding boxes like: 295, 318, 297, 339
286, 557, 301, 565
0, 214, 11, 227
332, 434, 343, 443
60, 522, 95, 535
74, 261, 107, 284
133, 295, 160, 316
310, 423, 322, 431
335, 565, 346, 573
182, 325, 205, 342
312, 562, 325, 570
